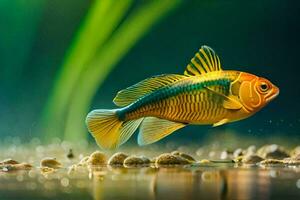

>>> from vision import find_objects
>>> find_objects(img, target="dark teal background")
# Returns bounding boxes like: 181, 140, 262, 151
0, 0, 299, 143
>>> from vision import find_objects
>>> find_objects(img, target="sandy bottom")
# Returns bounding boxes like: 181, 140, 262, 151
0, 140, 300, 200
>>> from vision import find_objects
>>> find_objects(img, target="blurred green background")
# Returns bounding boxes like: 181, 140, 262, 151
0, 0, 299, 145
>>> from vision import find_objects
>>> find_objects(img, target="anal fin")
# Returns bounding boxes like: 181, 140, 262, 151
138, 117, 186, 145
213, 118, 229, 127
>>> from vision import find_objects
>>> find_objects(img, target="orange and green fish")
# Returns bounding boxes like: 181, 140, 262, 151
86, 45, 279, 149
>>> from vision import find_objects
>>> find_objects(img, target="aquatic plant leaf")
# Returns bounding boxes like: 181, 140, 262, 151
63, 0, 181, 141
41, 0, 133, 139
138, 117, 185, 145
184, 45, 222, 76
113, 74, 186, 107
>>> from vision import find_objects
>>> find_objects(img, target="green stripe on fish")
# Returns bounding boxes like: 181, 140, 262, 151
117, 76, 232, 121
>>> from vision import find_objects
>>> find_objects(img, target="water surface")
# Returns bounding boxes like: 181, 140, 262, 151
1, 164, 299, 200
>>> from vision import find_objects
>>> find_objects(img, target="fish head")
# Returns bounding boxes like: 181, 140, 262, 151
233, 72, 279, 113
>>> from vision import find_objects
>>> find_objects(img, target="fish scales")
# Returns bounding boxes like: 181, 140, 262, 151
120, 72, 237, 123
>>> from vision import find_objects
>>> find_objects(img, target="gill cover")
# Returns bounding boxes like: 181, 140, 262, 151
239, 78, 261, 111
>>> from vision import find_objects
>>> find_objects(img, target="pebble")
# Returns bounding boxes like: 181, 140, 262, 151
234, 156, 243, 163
198, 159, 211, 164
208, 151, 217, 159
155, 153, 190, 165
283, 157, 300, 165
87, 151, 107, 166
40, 166, 56, 174
67, 149, 74, 159
219, 151, 232, 160
260, 159, 285, 165
257, 144, 289, 159
16, 163, 33, 170
171, 151, 196, 162
0, 159, 19, 165
0, 158, 32, 172
293, 154, 300, 160
291, 146, 300, 156
123, 156, 150, 167
0, 165, 11, 172
246, 145, 257, 154
0, 163, 33, 172
233, 148, 244, 158
241, 154, 264, 164
108, 152, 129, 166
40, 158, 62, 169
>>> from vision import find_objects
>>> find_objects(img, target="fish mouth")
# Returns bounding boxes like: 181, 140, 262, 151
266, 85, 280, 102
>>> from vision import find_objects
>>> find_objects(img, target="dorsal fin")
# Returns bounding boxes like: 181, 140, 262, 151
113, 74, 186, 107
184, 45, 222, 76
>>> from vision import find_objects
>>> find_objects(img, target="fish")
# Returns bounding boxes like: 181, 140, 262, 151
86, 45, 279, 149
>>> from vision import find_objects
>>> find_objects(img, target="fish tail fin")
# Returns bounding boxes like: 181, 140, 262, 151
86, 109, 142, 149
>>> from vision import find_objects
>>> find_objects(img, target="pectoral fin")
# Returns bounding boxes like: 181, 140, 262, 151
206, 87, 242, 110
223, 95, 242, 110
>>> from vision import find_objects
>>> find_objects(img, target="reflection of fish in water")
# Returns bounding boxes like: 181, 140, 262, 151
86, 45, 279, 149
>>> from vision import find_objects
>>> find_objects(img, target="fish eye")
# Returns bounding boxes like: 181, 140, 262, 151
259, 82, 269, 92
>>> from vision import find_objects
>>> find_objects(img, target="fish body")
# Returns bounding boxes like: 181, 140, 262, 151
118, 71, 239, 125
86, 46, 279, 149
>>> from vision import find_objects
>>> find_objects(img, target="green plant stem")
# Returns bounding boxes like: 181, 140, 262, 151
42, 0, 132, 139
64, 0, 181, 141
